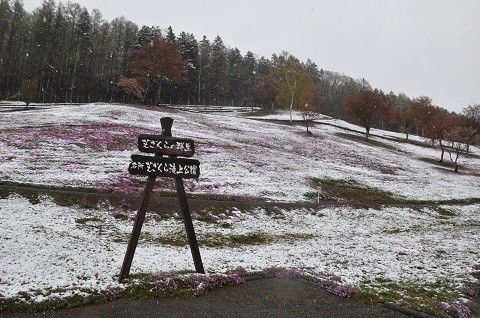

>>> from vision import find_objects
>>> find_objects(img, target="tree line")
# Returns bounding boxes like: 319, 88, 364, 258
342, 90, 480, 172
1, 0, 137, 103
1, 0, 369, 117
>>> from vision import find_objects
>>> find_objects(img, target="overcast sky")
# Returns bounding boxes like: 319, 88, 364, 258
23, 0, 480, 113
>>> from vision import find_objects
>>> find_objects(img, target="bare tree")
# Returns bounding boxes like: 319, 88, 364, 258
300, 103, 321, 133
462, 103, 480, 153
423, 107, 455, 162
445, 125, 478, 172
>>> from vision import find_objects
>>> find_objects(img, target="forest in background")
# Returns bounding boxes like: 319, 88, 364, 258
1, 0, 377, 117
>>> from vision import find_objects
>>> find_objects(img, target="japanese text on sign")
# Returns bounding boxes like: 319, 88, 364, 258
129, 155, 200, 179
138, 134, 194, 156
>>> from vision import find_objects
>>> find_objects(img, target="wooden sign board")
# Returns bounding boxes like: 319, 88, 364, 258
129, 154, 200, 179
138, 134, 194, 157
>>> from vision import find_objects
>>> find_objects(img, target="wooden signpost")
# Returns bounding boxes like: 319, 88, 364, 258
119, 117, 204, 281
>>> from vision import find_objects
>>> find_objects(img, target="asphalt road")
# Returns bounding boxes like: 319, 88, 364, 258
2, 277, 432, 318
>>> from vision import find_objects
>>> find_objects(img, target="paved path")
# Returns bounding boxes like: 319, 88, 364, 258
2, 278, 429, 318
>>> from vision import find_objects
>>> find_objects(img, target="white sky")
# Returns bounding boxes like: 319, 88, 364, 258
22, 0, 480, 113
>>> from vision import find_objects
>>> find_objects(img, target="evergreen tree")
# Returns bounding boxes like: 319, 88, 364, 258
0, 0, 11, 59
162, 26, 178, 103
227, 47, 243, 105
240, 51, 257, 106
0, 0, 11, 98
1, 0, 28, 98
75, 8, 94, 102
136, 25, 161, 45
89, 8, 106, 101
198, 35, 211, 104
210, 35, 228, 105
256, 56, 273, 77
49, 3, 68, 102
28, 0, 56, 102
177, 31, 199, 104
166, 26, 175, 44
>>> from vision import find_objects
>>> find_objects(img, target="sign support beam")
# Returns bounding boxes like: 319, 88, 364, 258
119, 174, 156, 281
175, 176, 205, 274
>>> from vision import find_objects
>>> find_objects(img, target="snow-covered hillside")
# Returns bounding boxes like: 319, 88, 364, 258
1, 103, 479, 201
0, 104, 479, 314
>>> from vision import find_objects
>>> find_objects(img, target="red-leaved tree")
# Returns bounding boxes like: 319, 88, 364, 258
408, 96, 436, 136
423, 107, 455, 162
342, 89, 390, 139
117, 76, 145, 102
389, 93, 414, 140
128, 38, 188, 105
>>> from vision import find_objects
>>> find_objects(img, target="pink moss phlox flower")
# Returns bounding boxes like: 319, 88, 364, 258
6, 124, 156, 152
103, 289, 122, 300
155, 274, 179, 293
323, 281, 356, 298
439, 301, 472, 318
460, 286, 477, 298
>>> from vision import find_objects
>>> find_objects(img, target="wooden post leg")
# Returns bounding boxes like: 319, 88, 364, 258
119, 175, 156, 281
175, 177, 205, 274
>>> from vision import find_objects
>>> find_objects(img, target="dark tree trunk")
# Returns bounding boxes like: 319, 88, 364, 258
439, 141, 445, 163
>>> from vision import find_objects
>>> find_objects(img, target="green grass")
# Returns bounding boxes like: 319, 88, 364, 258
0, 180, 103, 209
366, 139, 396, 151
306, 177, 480, 206
242, 108, 277, 117
0, 288, 119, 313
0, 180, 100, 194
356, 281, 479, 318
75, 216, 103, 224
0, 272, 243, 314
133, 231, 316, 247
306, 177, 399, 204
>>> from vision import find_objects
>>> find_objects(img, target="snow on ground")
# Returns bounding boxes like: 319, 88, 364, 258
1, 195, 478, 300
0, 103, 479, 302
